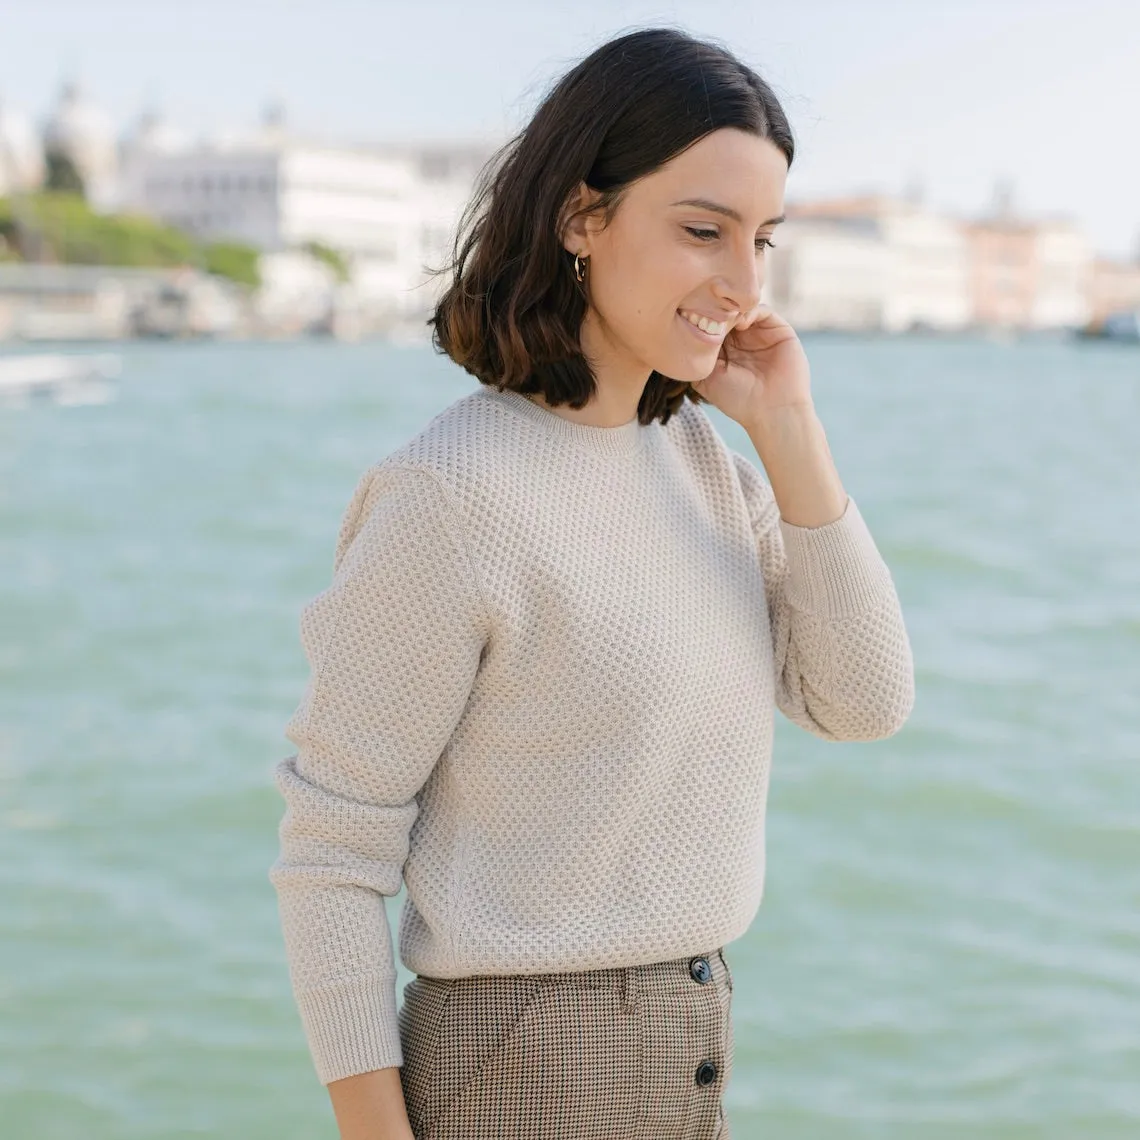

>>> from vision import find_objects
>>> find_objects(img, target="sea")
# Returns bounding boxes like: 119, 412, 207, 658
1, 332, 1137, 1139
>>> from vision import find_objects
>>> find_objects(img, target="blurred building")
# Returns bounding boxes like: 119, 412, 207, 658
5, 79, 1128, 340
764, 215, 889, 331
774, 190, 1097, 334
963, 199, 1092, 332
772, 195, 971, 332
961, 218, 1038, 331
41, 80, 120, 211
122, 106, 193, 162
0, 99, 46, 195
1028, 220, 1093, 330
1087, 254, 1140, 328
116, 103, 497, 327
371, 140, 496, 315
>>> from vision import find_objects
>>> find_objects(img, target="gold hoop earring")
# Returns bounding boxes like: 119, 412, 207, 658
574, 253, 588, 283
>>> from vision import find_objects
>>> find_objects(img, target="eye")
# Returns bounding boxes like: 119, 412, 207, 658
683, 226, 777, 251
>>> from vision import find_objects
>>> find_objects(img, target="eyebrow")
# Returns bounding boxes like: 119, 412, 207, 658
670, 198, 785, 226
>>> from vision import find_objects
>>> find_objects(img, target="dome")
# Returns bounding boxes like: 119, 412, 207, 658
123, 107, 191, 156
42, 79, 119, 186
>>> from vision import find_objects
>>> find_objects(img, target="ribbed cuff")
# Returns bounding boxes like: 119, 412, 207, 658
778, 496, 897, 618
296, 973, 403, 1085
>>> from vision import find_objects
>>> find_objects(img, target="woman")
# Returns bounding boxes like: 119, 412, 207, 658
268, 25, 915, 1140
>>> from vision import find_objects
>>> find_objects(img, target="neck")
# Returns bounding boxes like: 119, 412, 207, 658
527, 309, 650, 427
526, 387, 641, 428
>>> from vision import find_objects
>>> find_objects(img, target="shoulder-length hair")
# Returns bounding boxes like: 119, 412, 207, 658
428, 26, 795, 426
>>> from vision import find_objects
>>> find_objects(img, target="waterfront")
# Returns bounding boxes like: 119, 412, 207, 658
1, 333, 1138, 1138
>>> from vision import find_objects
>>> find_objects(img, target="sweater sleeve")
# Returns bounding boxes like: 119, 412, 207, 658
267, 462, 491, 1085
730, 451, 914, 742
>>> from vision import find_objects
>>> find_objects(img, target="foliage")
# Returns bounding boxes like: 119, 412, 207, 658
203, 241, 261, 289
0, 191, 260, 288
43, 151, 86, 197
302, 239, 350, 284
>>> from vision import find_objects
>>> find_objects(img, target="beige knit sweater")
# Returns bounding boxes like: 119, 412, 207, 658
268, 384, 914, 1085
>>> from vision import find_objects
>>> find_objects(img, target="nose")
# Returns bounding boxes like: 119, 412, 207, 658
713, 240, 764, 315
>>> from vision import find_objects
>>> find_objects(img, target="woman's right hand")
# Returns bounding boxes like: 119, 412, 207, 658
327, 1065, 415, 1140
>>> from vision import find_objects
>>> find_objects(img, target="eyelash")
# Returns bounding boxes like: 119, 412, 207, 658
684, 226, 777, 251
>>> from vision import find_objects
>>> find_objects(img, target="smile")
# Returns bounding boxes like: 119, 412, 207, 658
677, 308, 729, 342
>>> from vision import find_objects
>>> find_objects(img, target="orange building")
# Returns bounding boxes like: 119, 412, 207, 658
960, 218, 1039, 330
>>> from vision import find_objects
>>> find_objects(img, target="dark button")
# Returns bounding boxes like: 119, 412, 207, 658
695, 1060, 718, 1086
689, 956, 712, 984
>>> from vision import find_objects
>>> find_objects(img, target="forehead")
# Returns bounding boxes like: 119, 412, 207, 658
637, 128, 787, 216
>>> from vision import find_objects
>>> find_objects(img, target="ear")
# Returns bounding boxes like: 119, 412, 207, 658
558, 180, 603, 256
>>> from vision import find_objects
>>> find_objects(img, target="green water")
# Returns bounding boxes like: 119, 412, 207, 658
1, 334, 1137, 1139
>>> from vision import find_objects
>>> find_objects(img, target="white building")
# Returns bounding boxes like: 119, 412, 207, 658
878, 204, 972, 332
766, 217, 889, 331
375, 140, 499, 316
1030, 220, 1093, 330
771, 196, 972, 333
117, 105, 498, 322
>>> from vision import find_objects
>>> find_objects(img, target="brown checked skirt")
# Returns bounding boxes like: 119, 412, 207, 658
397, 945, 735, 1140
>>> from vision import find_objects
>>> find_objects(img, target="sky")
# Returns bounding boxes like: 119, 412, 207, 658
1, 0, 1137, 259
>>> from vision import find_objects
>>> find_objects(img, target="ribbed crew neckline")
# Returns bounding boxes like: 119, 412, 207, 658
480, 386, 650, 458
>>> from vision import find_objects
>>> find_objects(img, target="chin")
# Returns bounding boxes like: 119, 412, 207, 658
650, 359, 710, 385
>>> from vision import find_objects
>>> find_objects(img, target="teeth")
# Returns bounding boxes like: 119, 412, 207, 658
680, 309, 726, 335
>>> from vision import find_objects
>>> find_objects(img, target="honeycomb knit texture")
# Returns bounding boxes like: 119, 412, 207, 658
268, 384, 915, 1085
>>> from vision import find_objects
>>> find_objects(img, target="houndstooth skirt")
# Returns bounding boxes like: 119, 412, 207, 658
397, 945, 735, 1140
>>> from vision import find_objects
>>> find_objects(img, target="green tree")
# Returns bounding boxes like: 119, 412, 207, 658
302, 239, 350, 283
0, 191, 260, 287
44, 151, 86, 197
203, 241, 261, 289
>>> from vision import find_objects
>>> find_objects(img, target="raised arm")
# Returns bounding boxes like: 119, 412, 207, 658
732, 409, 914, 741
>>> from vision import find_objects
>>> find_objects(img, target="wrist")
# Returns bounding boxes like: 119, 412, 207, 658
743, 401, 819, 448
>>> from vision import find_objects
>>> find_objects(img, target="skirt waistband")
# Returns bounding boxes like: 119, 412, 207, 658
417, 946, 732, 1003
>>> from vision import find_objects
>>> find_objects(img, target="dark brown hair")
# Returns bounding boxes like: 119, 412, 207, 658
428, 26, 795, 426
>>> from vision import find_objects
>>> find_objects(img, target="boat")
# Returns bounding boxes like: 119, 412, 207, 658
1075, 310, 1140, 343
0, 352, 121, 406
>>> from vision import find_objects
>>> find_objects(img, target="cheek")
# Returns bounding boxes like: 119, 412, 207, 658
597, 246, 700, 319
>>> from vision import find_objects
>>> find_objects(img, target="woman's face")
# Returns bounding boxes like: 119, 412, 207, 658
566, 127, 788, 391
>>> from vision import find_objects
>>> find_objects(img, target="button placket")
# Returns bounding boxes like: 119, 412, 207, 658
691, 951, 725, 1105
638, 954, 728, 1138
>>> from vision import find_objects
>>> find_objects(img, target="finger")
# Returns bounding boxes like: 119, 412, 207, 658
735, 302, 771, 331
